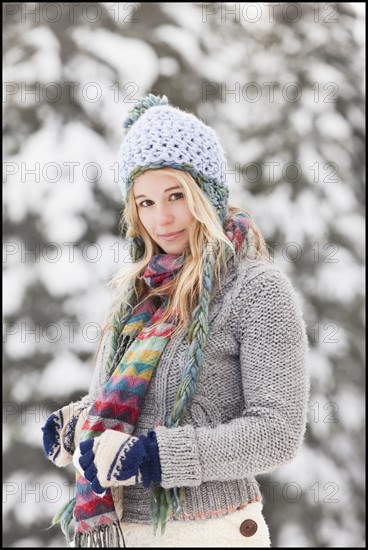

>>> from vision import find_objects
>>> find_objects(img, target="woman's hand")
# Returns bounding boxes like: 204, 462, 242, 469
73, 429, 162, 496
41, 402, 89, 467
42, 409, 65, 465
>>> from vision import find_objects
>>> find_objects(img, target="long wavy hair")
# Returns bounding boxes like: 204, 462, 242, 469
94, 167, 271, 365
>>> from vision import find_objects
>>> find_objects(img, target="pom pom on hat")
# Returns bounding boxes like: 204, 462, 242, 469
122, 93, 169, 134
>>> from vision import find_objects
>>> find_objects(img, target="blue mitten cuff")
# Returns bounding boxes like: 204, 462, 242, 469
42, 411, 63, 464
139, 430, 162, 488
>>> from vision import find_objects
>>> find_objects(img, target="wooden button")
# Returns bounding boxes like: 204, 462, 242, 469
240, 518, 258, 537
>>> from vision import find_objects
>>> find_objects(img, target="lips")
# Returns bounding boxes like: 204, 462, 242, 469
160, 230, 183, 237
159, 229, 185, 241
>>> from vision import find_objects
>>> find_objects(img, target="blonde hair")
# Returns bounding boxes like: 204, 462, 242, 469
95, 167, 271, 363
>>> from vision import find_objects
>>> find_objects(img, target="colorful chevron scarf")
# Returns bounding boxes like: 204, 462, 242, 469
60, 211, 250, 547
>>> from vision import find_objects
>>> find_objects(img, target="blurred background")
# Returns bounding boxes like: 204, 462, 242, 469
3, 2, 365, 547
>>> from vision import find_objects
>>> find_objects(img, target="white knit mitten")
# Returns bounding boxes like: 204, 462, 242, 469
73, 430, 143, 496
42, 402, 88, 467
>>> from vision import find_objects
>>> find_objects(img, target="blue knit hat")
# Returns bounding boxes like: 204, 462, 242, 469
118, 94, 230, 253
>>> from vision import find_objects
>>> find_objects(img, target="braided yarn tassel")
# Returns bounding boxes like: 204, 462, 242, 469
51, 497, 76, 547
151, 251, 216, 535
168, 252, 215, 425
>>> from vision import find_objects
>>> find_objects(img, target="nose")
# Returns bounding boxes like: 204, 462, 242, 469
156, 203, 175, 227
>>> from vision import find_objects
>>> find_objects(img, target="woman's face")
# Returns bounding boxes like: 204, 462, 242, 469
133, 171, 194, 255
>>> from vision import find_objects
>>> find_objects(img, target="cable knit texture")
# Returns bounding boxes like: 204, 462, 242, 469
86, 248, 310, 524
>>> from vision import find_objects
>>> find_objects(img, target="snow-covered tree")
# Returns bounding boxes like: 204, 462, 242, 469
3, 3, 365, 546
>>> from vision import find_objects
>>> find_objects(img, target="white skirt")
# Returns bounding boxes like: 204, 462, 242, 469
119, 501, 271, 548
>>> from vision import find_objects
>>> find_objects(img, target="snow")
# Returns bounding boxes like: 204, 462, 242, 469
3, 3, 365, 547
3, 264, 36, 316
39, 352, 94, 397
3, 469, 74, 526
3, 26, 61, 83
311, 253, 364, 303
153, 25, 203, 67
316, 112, 352, 140
70, 27, 158, 101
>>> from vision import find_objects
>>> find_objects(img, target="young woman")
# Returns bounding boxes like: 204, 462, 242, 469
42, 94, 309, 548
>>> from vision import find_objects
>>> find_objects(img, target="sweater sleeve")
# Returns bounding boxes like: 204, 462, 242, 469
155, 268, 310, 489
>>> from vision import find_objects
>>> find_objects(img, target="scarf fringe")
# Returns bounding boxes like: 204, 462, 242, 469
74, 522, 126, 548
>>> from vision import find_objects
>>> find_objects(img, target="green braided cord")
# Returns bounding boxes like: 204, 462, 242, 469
151, 484, 187, 536
151, 251, 216, 535
128, 234, 146, 263
51, 496, 76, 547
199, 175, 229, 226
167, 251, 215, 427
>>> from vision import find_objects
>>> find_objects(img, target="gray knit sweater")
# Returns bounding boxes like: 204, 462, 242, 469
81, 250, 310, 524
